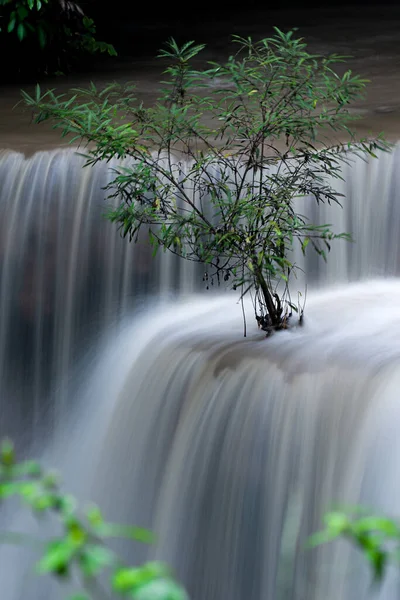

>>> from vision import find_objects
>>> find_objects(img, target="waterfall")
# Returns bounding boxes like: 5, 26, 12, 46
0, 150, 200, 446
2, 281, 400, 600
1, 145, 400, 434
2, 145, 400, 599
75, 281, 400, 600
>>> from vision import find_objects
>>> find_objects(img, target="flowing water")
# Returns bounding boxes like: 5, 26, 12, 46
1, 145, 400, 443
62, 281, 400, 600
2, 58, 400, 596
2, 282, 400, 600
0, 150, 202, 446
1, 145, 400, 598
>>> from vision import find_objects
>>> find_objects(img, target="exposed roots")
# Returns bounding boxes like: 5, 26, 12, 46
256, 309, 304, 337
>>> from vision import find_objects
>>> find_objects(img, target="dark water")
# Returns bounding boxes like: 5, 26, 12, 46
2, 4, 400, 153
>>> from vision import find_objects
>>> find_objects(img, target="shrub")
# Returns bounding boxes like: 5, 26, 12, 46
0, 439, 187, 600
22, 29, 390, 331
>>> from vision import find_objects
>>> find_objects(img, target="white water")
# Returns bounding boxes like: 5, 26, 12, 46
1, 144, 400, 443
0, 150, 200, 446
2, 147, 400, 598
2, 282, 400, 599
81, 281, 400, 600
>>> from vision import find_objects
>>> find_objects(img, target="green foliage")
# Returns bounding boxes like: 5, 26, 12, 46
22, 30, 391, 330
0, 0, 116, 75
310, 508, 400, 584
0, 439, 188, 600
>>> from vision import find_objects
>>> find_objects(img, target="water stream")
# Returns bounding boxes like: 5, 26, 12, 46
1, 144, 400, 598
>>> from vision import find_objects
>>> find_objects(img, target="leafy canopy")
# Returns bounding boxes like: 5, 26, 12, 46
22, 28, 390, 331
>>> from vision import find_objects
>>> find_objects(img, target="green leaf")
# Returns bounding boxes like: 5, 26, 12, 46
79, 544, 115, 577
86, 505, 103, 528
307, 529, 339, 548
17, 5, 28, 20
7, 17, 16, 33
101, 523, 155, 543
37, 540, 76, 576
1, 439, 15, 466
113, 562, 171, 592
0, 482, 21, 499
323, 511, 350, 535
354, 517, 400, 536
58, 494, 77, 516
132, 579, 188, 600
301, 237, 310, 254
37, 26, 46, 48
17, 23, 25, 41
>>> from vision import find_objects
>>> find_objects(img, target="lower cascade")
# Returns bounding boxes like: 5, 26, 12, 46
2, 146, 400, 599
2, 280, 400, 599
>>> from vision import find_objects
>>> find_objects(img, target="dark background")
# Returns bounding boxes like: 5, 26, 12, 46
89, 0, 399, 57
1, 0, 398, 80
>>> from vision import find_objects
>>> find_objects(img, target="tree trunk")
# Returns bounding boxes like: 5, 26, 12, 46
254, 267, 280, 327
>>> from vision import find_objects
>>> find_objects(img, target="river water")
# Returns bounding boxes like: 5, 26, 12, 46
2, 4, 400, 152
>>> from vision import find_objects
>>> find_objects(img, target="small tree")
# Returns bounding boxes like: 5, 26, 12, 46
22, 29, 389, 332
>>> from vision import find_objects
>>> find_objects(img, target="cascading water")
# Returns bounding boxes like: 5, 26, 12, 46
2, 283, 400, 600
1, 144, 400, 436
0, 149, 200, 446
63, 283, 400, 600
2, 145, 400, 599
